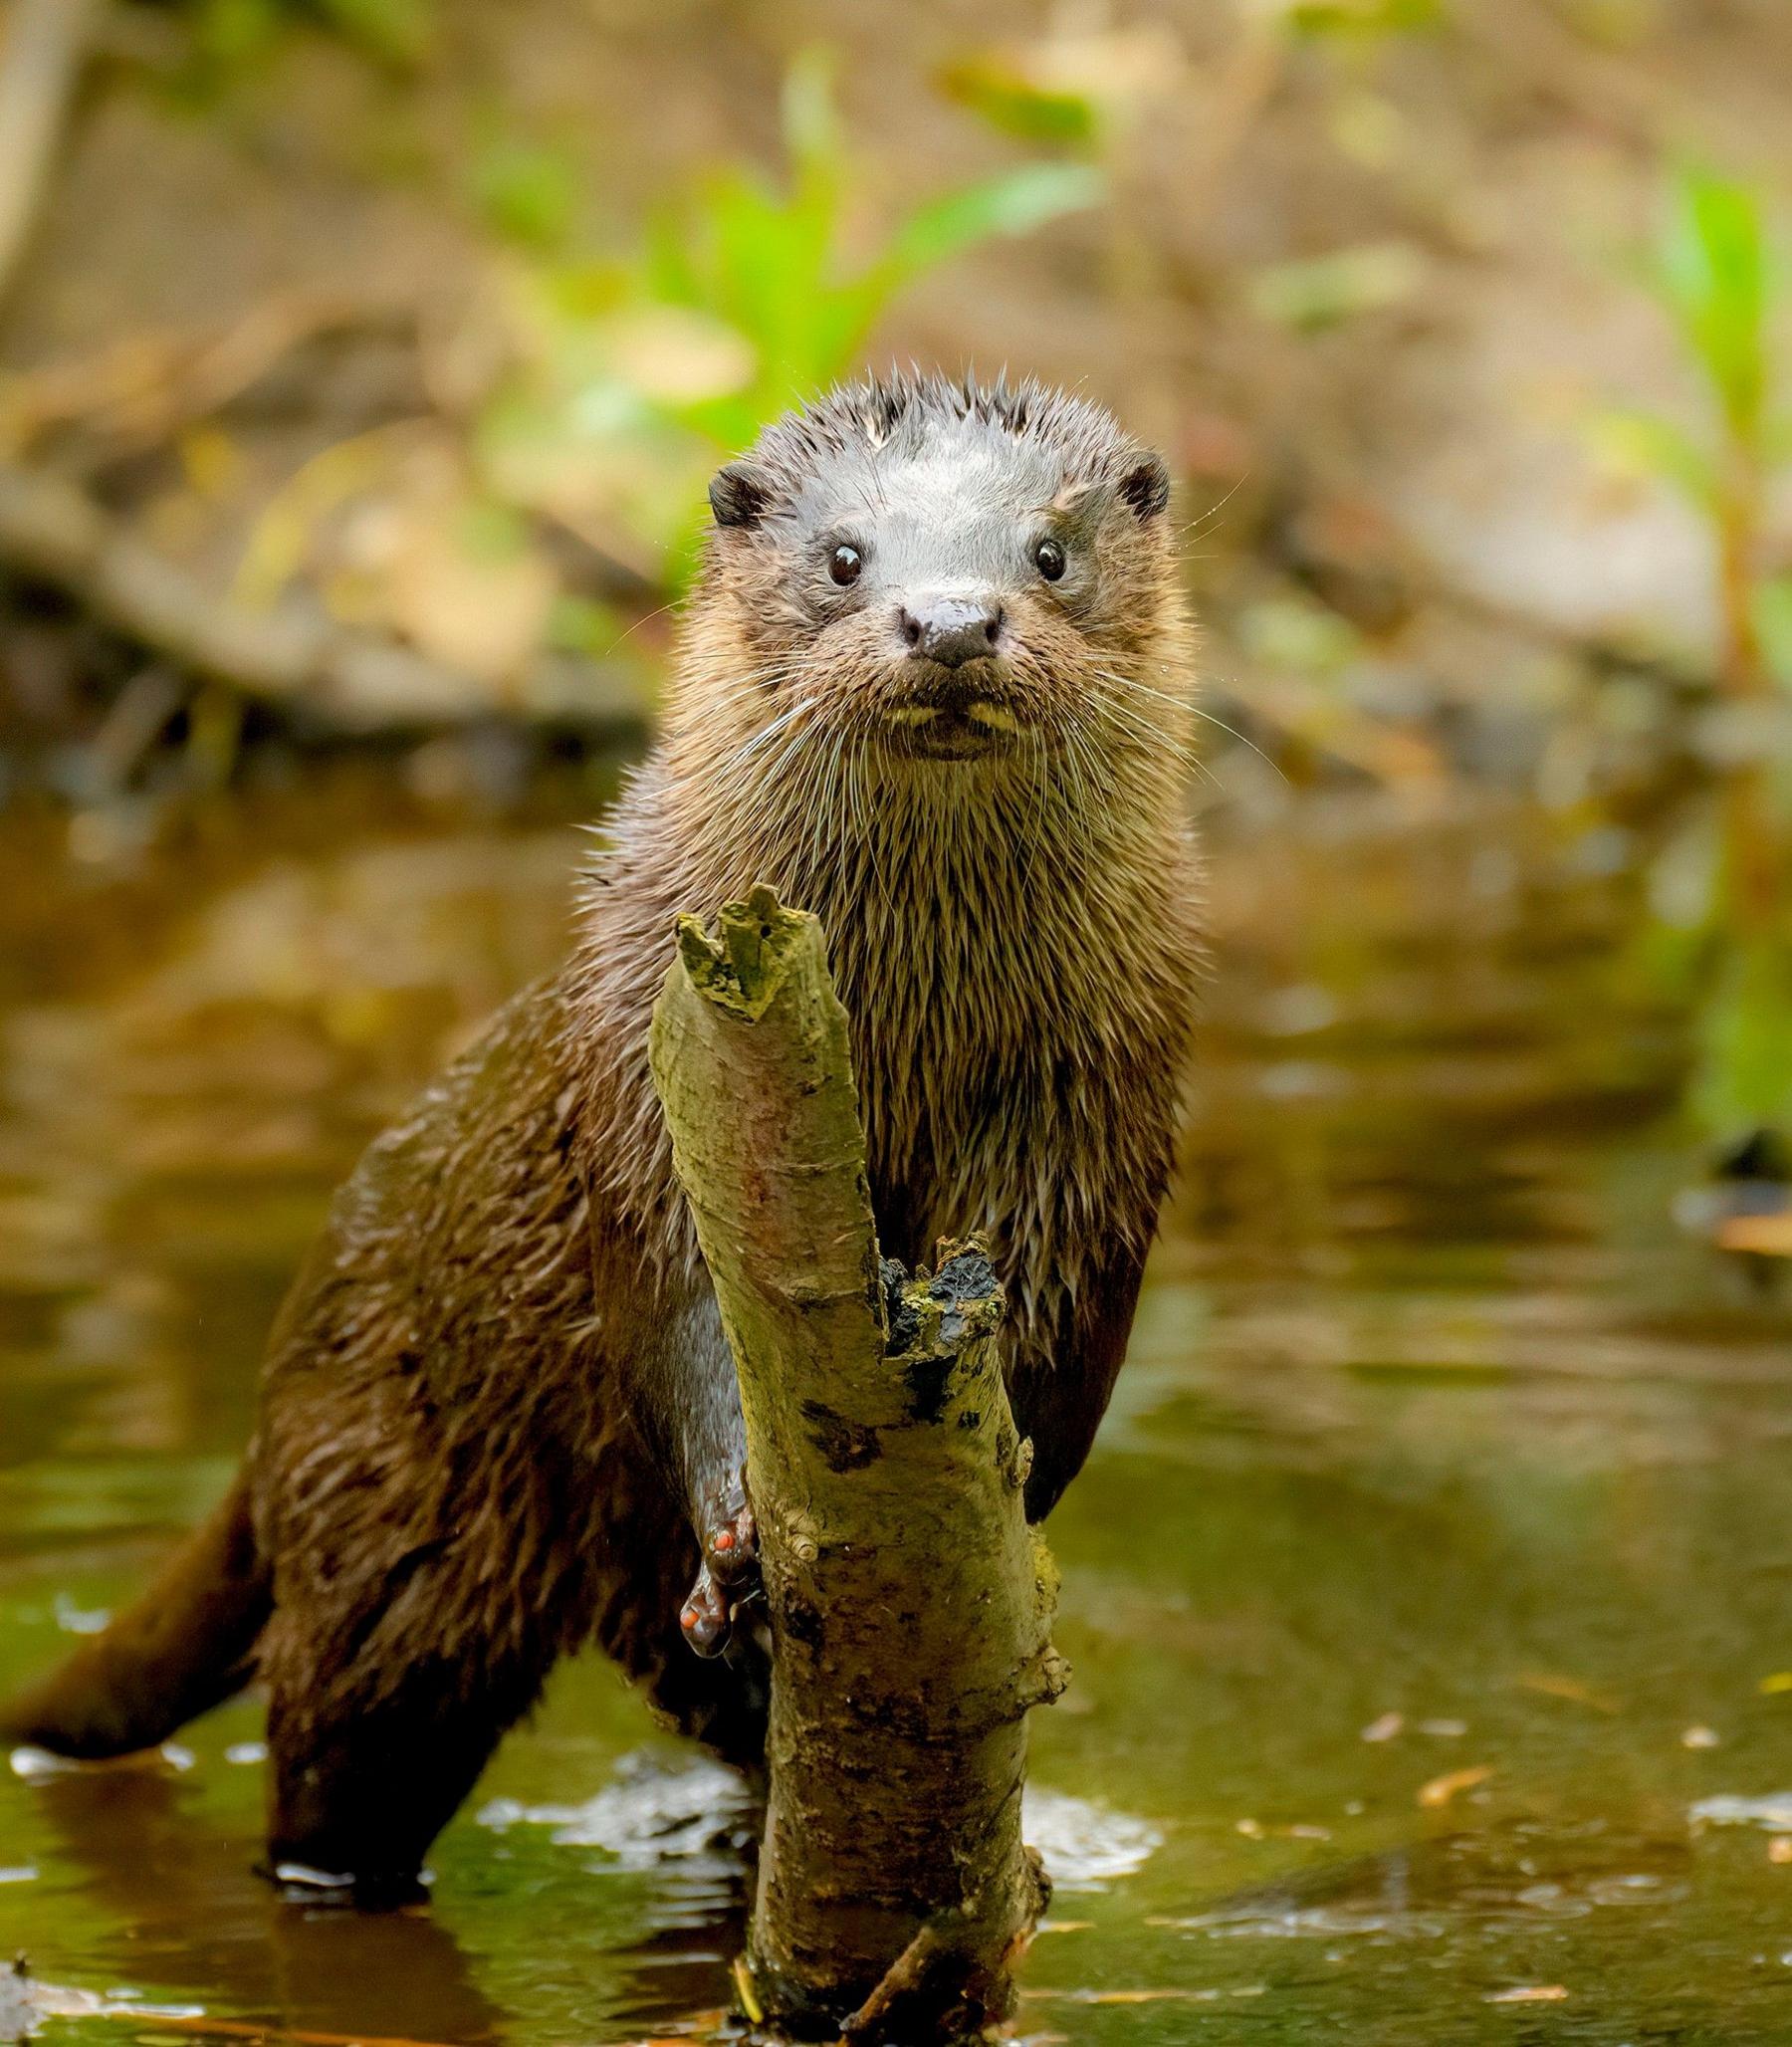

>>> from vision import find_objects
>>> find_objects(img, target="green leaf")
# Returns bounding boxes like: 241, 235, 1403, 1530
1248, 241, 1425, 331
936, 56, 1103, 147
471, 138, 579, 252
1655, 164, 1774, 440
1757, 576, 1792, 691
1690, 940, 1792, 1140
885, 162, 1103, 277
1281, 0, 1444, 39
1584, 406, 1719, 510
791, 162, 1102, 384
316, 0, 435, 64
781, 45, 843, 182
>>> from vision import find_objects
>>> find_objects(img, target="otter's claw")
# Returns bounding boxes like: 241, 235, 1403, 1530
680, 1499, 759, 1659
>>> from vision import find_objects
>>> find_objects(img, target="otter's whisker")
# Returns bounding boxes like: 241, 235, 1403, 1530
1174, 474, 1247, 549
729, 696, 820, 769
1085, 685, 1220, 789
757, 713, 828, 790
1178, 703, 1283, 782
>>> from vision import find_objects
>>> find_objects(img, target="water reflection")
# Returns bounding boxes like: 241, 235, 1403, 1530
23, 1762, 506, 2044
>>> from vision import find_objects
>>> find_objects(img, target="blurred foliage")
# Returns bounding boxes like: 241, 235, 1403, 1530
237, 49, 1100, 675
937, 24, 1185, 149
1238, 592, 1364, 679
191, 0, 435, 72
604, 52, 1100, 454
1278, 0, 1445, 38
939, 4, 1445, 166
469, 132, 581, 254
1690, 940, 1792, 1141
143, 5, 1451, 722
1247, 240, 1426, 332
942, 5, 1439, 376
1597, 167, 1792, 1149
1591, 165, 1792, 691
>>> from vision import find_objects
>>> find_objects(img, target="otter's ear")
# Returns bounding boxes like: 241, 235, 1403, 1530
709, 462, 774, 531
1117, 454, 1171, 522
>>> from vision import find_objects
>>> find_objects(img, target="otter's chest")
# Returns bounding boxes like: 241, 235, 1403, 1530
832, 928, 1096, 1274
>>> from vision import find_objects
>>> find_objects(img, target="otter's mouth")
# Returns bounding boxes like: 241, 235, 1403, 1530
881, 652, 1026, 759
880, 700, 1022, 760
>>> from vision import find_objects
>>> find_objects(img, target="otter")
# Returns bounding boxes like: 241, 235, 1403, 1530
2, 371, 1201, 1902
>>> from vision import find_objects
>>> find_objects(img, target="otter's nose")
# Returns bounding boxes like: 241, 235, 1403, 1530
899, 595, 1005, 667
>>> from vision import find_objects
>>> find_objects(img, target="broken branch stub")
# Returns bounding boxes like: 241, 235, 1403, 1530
648, 885, 1063, 2043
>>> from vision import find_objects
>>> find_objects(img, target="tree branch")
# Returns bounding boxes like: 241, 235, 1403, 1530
0, 0, 100, 308
648, 887, 1062, 2043
0, 463, 648, 738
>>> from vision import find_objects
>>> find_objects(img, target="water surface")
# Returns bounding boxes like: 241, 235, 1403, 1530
1, 770, 1789, 2045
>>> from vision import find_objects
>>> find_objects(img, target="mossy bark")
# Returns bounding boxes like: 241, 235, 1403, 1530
648, 885, 1064, 2044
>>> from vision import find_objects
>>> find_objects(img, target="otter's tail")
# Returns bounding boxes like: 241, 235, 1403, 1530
1, 1471, 270, 1758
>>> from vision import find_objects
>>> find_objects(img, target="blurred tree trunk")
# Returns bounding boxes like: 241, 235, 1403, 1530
648, 888, 1064, 2044
0, 0, 98, 303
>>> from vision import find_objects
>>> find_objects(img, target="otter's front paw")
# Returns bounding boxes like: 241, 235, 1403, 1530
679, 1496, 759, 1659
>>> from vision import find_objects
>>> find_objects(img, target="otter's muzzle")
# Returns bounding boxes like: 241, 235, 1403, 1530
899, 594, 1006, 668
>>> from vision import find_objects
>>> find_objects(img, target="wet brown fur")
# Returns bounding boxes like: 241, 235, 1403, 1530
2, 372, 1202, 1893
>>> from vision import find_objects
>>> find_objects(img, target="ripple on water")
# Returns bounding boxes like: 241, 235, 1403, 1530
478, 1751, 754, 1875
1690, 1792, 1792, 1832
478, 1755, 1161, 1895
1020, 1786, 1163, 1893
7, 1742, 192, 1782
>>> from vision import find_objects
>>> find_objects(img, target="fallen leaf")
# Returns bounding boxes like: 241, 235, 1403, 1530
731, 1956, 763, 2027
1768, 1838, 1792, 1865
1516, 1673, 1620, 1713
1418, 1764, 1494, 1809
1361, 1711, 1404, 1742
1715, 1214, 1792, 1256
1486, 1985, 1569, 2004
1760, 1673, 1792, 1696
1025, 1986, 1265, 2005
1681, 1725, 1721, 1749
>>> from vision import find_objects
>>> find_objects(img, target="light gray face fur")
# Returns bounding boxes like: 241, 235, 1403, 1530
773, 430, 1068, 603
705, 374, 1174, 762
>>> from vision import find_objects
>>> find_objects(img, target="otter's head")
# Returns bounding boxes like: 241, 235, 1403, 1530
692, 372, 1182, 770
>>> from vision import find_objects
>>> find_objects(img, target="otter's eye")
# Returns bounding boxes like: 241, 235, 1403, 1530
829, 544, 862, 587
1033, 538, 1066, 582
